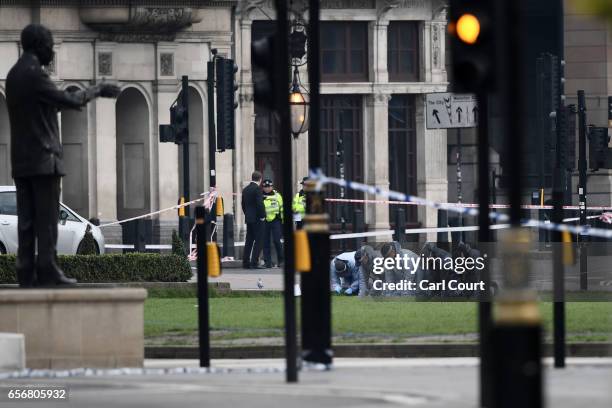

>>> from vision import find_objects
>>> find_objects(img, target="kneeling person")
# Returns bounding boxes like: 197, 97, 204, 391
262, 179, 283, 268
330, 251, 359, 295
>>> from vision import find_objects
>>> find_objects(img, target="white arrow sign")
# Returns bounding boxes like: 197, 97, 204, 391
426, 93, 478, 129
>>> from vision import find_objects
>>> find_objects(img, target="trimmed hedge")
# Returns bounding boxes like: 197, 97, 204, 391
0, 253, 192, 284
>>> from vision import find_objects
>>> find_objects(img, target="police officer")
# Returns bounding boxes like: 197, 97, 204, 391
292, 177, 308, 229
262, 179, 284, 268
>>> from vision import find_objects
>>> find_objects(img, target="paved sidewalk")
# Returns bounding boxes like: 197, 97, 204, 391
208, 266, 289, 290
1, 358, 610, 407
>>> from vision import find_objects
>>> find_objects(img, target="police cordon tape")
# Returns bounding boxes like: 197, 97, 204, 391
325, 197, 612, 212
309, 169, 612, 240
98, 189, 218, 228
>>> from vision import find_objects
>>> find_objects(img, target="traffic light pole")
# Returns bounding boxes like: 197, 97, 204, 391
578, 90, 588, 291
207, 59, 217, 188
301, 0, 332, 367
552, 105, 567, 368
491, 0, 543, 406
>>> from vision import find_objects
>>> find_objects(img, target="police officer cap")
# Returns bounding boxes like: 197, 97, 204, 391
262, 179, 273, 187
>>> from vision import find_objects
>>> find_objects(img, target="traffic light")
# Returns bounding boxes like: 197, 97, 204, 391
216, 58, 238, 151
158, 92, 188, 144
565, 105, 577, 171
448, 0, 496, 92
588, 125, 610, 171
251, 35, 278, 109
171, 97, 189, 145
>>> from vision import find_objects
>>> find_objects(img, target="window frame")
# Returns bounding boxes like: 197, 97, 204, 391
320, 22, 369, 82
387, 21, 420, 82
388, 95, 418, 223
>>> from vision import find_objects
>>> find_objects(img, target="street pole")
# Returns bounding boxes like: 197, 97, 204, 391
207, 59, 217, 188
338, 110, 346, 251
195, 206, 210, 367
552, 104, 566, 368
551, 14, 567, 365
491, 0, 543, 406
476, 92, 492, 408
302, 0, 332, 366
274, 0, 298, 383
577, 90, 588, 291
456, 128, 463, 204
207, 58, 218, 243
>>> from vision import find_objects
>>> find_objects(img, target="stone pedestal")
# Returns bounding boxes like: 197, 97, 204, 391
0, 332, 25, 371
0, 288, 146, 369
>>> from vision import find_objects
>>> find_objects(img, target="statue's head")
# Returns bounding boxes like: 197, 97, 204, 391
21, 24, 54, 66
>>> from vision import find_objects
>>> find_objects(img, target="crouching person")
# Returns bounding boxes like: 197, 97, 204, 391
330, 251, 360, 296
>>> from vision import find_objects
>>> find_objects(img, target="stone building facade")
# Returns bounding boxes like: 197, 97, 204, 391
0, 0, 450, 243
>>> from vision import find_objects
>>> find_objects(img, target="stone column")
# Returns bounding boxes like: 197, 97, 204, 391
416, 94, 448, 240
155, 42, 180, 227
422, 21, 433, 83
430, 21, 447, 84
371, 21, 389, 83
92, 42, 118, 224
155, 83, 180, 223
364, 92, 391, 236
92, 97, 117, 223
234, 19, 256, 237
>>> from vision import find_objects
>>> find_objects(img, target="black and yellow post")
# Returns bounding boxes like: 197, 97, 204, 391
300, 0, 332, 367
491, 0, 542, 406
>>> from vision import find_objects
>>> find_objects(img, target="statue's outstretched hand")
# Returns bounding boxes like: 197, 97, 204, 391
98, 83, 121, 98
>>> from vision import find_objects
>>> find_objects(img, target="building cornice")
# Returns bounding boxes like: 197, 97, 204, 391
0, 1, 236, 6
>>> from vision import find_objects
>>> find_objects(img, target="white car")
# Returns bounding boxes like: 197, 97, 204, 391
0, 186, 105, 255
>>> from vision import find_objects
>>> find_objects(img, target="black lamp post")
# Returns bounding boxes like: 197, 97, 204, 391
289, 67, 309, 137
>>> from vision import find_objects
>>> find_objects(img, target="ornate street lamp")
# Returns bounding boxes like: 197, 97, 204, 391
289, 66, 309, 137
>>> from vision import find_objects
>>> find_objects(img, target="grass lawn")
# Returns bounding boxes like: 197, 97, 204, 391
144, 296, 612, 345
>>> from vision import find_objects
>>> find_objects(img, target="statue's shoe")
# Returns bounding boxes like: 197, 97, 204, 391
37, 270, 77, 287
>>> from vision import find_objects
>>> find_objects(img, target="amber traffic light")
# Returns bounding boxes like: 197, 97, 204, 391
449, 1, 496, 92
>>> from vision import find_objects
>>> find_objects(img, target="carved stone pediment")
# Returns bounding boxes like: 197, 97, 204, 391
80, 6, 203, 41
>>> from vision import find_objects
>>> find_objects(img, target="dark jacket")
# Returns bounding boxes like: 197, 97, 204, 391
241, 181, 266, 223
6, 52, 88, 178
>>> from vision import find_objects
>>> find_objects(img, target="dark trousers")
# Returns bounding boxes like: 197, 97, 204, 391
14, 176, 61, 286
243, 220, 264, 267
263, 219, 283, 267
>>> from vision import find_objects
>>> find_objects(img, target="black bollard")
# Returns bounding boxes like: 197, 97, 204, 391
352, 208, 365, 249
437, 209, 449, 252
222, 213, 235, 258
394, 207, 407, 245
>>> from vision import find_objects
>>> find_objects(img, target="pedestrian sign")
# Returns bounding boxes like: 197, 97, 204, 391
426, 92, 478, 129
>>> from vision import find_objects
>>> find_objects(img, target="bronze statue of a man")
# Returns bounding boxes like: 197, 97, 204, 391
5, 24, 120, 287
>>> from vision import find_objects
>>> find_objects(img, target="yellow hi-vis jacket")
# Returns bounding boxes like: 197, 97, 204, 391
292, 192, 306, 221
263, 191, 283, 222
